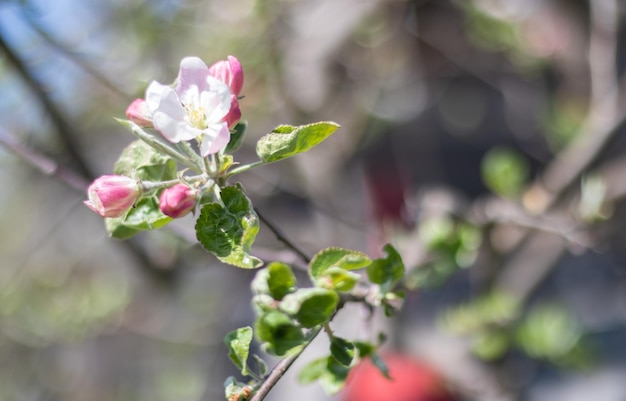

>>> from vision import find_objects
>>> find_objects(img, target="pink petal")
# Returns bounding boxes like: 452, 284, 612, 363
199, 123, 230, 156
176, 57, 211, 96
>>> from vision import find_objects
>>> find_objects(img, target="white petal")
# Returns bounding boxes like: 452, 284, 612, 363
176, 57, 211, 96
150, 87, 194, 142
199, 123, 230, 156
201, 76, 232, 123
145, 81, 169, 113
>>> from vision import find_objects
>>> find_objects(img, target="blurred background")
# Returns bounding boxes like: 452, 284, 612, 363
1, 0, 626, 400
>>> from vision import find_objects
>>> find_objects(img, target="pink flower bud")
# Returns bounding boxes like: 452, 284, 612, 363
159, 184, 197, 218
125, 98, 153, 127
84, 175, 140, 218
224, 95, 242, 129
209, 55, 244, 96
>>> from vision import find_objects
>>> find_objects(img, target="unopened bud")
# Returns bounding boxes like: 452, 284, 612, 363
225, 95, 242, 129
126, 98, 153, 127
85, 175, 140, 218
209, 55, 244, 96
159, 184, 197, 218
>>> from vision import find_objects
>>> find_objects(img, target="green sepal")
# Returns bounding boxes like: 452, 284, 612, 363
195, 184, 263, 269
224, 326, 253, 376
225, 121, 247, 154
309, 248, 371, 280
366, 244, 404, 292
255, 310, 305, 356
316, 267, 360, 292
106, 140, 176, 239
280, 288, 339, 328
256, 121, 340, 163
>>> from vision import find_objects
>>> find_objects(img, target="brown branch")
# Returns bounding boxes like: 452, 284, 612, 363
0, 29, 94, 180
256, 208, 312, 264
0, 129, 90, 191
20, 8, 131, 101
249, 326, 323, 401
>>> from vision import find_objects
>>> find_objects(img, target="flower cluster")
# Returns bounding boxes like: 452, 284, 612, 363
86, 55, 243, 220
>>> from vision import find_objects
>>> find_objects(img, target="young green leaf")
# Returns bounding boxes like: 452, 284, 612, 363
280, 288, 339, 328
299, 357, 329, 385
298, 356, 351, 395
255, 311, 305, 356
309, 248, 371, 280
316, 267, 361, 292
366, 244, 404, 291
224, 326, 253, 375
256, 121, 340, 163
267, 262, 297, 300
195, 184, 263, 268
106, 197, 172, 239
252, 354, 269, 377
225, 121, 247, 154
330, 337, 356, 366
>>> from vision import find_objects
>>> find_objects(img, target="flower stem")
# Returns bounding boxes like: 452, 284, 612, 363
225, 160, 265, 178
117, 119, 201, 172
141, 175, 204, 192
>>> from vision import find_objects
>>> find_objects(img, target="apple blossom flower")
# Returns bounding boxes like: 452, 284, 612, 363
125, 98, 153, 127
145, 57, 233, 156
159, 184, 196, 218
84, 175, 140, 218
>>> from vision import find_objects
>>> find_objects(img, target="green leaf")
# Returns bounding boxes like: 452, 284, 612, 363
369, 353, 390, 379
280, 288, 339, 328
299, 357, 329, 385
298, 357, 351, 395
224, 327, 253, 375
310, 248, 371, 280
195, 184, 263, 268
223, 377, 251, 401
321, 357, 351, 394
113, 139, 177, 180
256, 121, 340, 163
316, 267, 360, 292
106, 140, 177, 239
225, 121, 247, 154
481, 147, 528, 198
267, 262, 297, 300
515, 304, 581, 361
255, 311, 304, 356
106, 198, 172, 239
330, 337, 356, 366
366, 244, 404, 291
252, 354, 268, 377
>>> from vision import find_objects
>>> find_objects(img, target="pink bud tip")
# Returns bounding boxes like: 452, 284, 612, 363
84, 175, 140, 218
159, 184, 197, 218
125, 98, 153, 127
209, 55, 244, 96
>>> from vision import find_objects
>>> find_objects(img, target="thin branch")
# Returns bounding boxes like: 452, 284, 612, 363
256, 208, 312, 263
250, 326, 323, 401
0, 129, 89, 191
0, 30, 94, 180
21, 8, 131, 101
530, 0, 621, 210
